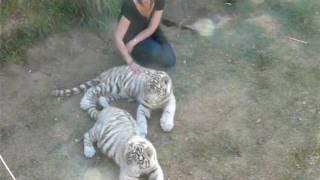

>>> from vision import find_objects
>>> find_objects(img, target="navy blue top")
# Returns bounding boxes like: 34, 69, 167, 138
119, 0, 165, 43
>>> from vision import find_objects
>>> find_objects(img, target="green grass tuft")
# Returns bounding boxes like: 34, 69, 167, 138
0, 0, 121, 64
265, 0, 320, 37
211, 22, 275, 69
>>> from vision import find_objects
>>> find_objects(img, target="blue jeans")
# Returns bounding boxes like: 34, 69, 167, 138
131, 37, 176, 67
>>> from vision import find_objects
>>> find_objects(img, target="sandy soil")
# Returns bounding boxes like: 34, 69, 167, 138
1, 1, 320, 180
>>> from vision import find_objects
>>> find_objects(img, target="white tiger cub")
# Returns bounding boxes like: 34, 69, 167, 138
83, 106, 164, 180
52, 65, 176, 137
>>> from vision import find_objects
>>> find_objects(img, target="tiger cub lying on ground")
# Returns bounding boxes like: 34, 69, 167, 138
83, 106, 164, 180
52, 65, 176, 137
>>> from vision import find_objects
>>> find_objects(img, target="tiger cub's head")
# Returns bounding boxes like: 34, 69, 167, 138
125, 136, 158, 170
142, 70, 172, 108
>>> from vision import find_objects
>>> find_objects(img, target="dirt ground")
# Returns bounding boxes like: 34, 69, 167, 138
1, 1, 320, 180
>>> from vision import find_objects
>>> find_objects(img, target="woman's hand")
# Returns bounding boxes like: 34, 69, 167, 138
126, 38, 137, 53
128, 61, 142, 74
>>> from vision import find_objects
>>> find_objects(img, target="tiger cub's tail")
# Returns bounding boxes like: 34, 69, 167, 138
51, 79, 100, 97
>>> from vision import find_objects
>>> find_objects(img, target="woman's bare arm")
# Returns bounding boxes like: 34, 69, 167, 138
127, 10, 163, 49
114, 16, 134, 65
114, 16, 142, 73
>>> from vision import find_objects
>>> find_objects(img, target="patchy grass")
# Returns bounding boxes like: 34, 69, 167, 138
0, 0, 120, 64
1, 0, 320, 179
265, 0, 320, 37
164, 1, 320, 179
211, 22, 275, 66
292, 137, 320, 172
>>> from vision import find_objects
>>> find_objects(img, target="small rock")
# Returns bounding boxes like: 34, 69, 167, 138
74, 138, 80, 143
256, 118, 262, 123
256, 137, 266, 145
28, 69, 32, 73
54, 118, 58, 121
302, 101, 307, 105
183, 60, 186, 64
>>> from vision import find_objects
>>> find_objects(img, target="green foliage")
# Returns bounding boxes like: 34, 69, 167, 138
0, 0, 121, 63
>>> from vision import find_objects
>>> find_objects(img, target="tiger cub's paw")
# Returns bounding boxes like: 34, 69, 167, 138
160, 118, 174, 132
98, 96, 109, 108
84, 146, 96, 158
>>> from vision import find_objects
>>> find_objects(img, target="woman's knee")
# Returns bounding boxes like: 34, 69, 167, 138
132, 39, 161, 64
132, 39, 176, 67
159, 45, 176, 67
160, 55, 176, 67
